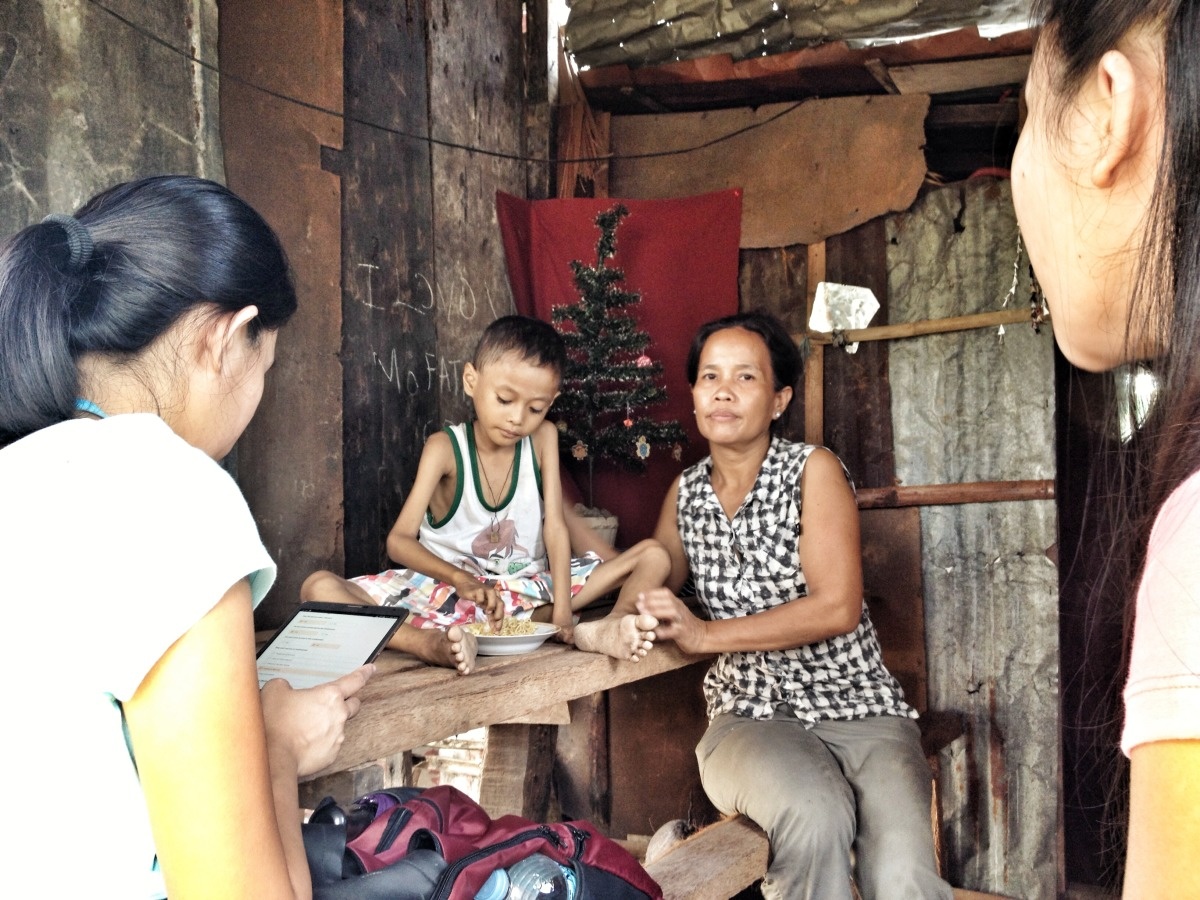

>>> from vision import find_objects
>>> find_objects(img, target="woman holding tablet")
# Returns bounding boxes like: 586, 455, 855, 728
0, 176, 370, 898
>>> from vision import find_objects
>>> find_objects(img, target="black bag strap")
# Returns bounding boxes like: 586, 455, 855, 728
304, 793, 448, 900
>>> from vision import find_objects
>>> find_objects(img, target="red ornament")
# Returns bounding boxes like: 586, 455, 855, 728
636, 354, 652, 368
624, 417, 634, 428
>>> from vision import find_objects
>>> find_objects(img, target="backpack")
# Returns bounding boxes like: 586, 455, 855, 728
303, 784, 664, 900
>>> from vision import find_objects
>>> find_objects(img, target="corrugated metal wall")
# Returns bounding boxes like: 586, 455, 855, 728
889, 177, 1059, 898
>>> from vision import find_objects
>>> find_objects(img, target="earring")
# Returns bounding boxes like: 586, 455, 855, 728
773, 412, 781, 419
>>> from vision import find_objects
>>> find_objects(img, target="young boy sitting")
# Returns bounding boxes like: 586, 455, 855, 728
302, 315, 666, 673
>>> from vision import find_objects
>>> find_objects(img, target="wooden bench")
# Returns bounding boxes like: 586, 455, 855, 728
643, 816, 1016, 900
298, 640, 712, 810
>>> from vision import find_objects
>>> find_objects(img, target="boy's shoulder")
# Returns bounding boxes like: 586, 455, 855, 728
421, 426, 459, 464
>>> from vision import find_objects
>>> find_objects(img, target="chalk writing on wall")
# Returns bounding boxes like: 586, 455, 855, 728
356, 265, 507, 325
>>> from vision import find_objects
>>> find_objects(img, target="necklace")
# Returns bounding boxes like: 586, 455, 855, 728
479, 448, 517, 543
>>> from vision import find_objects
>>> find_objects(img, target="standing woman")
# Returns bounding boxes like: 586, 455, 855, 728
0, 176, 371, 898
638, 312, 950, 900
1013, 2, 1200, 895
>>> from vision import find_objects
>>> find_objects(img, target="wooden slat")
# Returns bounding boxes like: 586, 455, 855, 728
644, 816, 769, 900
887, 55, 1031, 96
857, 479, 1055, 509
801, 306, 1038, 348
805, 242, 826, 445
307, 642, 711, 780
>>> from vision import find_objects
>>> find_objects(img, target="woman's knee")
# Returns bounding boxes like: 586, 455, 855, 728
697, 722, 855, 847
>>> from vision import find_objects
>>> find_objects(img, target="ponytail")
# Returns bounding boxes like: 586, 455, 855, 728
0, 175, 296, 446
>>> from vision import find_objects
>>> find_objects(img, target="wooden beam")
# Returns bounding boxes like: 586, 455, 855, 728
887, 55, 1031, 96
926, 99, 1021, 129
801, 305, 1040, 347
478, 723, 557, 820
805, 242, 826, 445
857, 479, 1055, 509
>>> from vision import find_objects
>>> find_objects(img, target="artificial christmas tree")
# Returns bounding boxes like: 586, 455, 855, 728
552, 204, 686, 513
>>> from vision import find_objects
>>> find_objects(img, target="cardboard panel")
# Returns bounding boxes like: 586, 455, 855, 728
609, 95, 929, 248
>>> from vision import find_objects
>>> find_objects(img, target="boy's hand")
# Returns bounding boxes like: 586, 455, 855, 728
552, 604, 575, 645
451, 573, 505, 632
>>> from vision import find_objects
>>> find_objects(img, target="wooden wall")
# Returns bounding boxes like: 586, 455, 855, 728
1, 2, 222, 246
221, 0, 549, 622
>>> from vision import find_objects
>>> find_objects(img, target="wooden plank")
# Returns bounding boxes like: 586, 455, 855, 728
802, 306, 1037, 347
219, 0, 345, 626
857, 479, 1055, 509
340, 0, 437, 578
644, 816, 769, 900
861, 506, 927, 714
804, 242, 825, 445
609, 95, 929, 248
737, 246, 808, 436
429, 0, 529, 426
607, 663, 715, 840
500, 702, 571, 726
478, 723, 557, 820
824, 216, 894, 489
553, 692, 611, 828
306, 642, 711, 779
887, 55, 1031, 96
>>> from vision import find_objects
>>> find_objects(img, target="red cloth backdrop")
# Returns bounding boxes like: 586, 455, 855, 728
496, 189, 742, 545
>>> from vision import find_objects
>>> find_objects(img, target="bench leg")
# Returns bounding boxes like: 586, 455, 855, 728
479, 723, 557, 820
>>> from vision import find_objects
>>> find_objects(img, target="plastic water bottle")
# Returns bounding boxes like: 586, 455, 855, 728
505, 853, 568, 899
474, 867, 510, 900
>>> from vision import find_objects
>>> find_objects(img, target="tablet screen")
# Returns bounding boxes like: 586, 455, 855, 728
256, 602, 409, 689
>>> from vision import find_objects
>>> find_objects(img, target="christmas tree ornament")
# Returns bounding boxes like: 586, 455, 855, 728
550, 204, 687, 507
672, 442, 683, 461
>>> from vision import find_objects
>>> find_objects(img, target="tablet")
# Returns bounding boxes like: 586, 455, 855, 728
256, 602, 409, 689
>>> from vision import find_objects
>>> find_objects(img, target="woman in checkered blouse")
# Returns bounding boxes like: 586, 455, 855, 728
638, 312, 949, 900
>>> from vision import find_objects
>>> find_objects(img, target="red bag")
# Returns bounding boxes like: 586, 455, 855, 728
308, 784, 663, 900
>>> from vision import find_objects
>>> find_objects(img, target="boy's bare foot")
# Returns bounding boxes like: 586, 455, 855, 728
574, 613, 658, 662
397, 624, 479, 675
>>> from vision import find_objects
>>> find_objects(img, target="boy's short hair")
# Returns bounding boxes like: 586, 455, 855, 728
473, 315, 567, 380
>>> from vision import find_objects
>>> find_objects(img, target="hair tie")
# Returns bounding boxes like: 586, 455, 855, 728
42, 213, 95, 274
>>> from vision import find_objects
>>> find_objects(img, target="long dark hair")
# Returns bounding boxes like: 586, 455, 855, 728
1033, 0, 1200, 882
1034, 1, 1200, 511
0, 175, 296, 445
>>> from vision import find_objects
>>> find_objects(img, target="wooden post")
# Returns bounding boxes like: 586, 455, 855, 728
805, 242, 826, 445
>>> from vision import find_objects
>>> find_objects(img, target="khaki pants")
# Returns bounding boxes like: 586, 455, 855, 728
696, 712, 952, 900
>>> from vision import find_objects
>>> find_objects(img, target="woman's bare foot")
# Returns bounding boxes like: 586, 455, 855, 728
392, 624, 479, 675
574, 613, 658, 662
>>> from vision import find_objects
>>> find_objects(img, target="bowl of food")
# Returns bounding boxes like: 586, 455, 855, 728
465, 619, 559, 656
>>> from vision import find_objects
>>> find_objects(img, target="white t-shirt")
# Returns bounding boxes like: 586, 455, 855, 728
0, 414, 275, 898
1122, 469, 1200, 755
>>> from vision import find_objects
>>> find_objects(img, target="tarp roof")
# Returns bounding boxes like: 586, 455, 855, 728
565, 0, 1033, 70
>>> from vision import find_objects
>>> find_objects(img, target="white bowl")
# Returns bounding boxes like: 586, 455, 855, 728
473, 623, 559, 656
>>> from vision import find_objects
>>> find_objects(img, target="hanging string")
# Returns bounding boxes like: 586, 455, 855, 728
84, 0, 809, 169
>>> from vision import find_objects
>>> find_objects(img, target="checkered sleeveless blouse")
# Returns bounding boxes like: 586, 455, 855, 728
677, 437, 915, 725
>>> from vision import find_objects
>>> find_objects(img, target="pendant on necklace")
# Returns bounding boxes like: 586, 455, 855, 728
489, 518, 500, 543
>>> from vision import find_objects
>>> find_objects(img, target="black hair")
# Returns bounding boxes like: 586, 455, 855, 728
0, 175, 295, 445
472, 314, 566, 381
1031, 2, 1197, 883
685, 310, 802, 392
